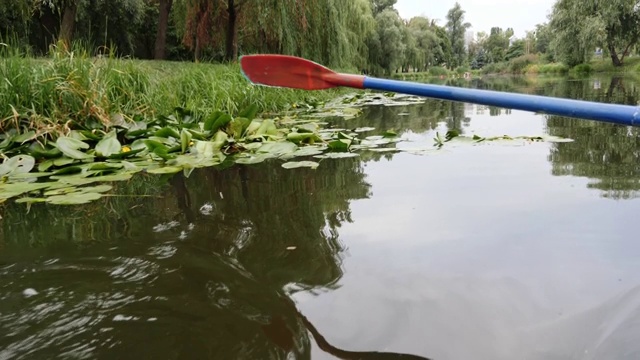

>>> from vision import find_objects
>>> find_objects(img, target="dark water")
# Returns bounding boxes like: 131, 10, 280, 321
2, 74, 640, 360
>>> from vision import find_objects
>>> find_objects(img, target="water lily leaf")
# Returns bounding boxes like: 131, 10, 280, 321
0, 155, 35, 176
255, 119, 278, 136
8, 171, 54, 180
257, 141, 298, 157
328, 139, 351, 151
53, 157, 76, 167
281, 161, 320, 169
211, 131, 229, 150
242, 142, 263, 151
234, 153, 275, 165
107, 147, 145, 159
0, 182, 54, 200
287, 132, 321, 144
44, 186, 78, 196
46, 191, 104, 205
56, 136, 94, 160
95, 131, 121, 157
295, 123, 319, 133
88, 162, 123, 171
38, 159, 54, 172
203, 111, 225, 132
354, 127, 376, 133
146, 166, 183, 174
229, 117, 250, 139
67, 130, 90, 141
238, 104, 259, 121
13, 131, 37, 143
154, 126, 181, 139
314, 152, 359, 159
210, 113, 232, 133
283, 146, 327, 159
15, 197, 48, 204
52, 166, 83, 175
28, 142, 62, 159
244, 120, 262, 136
180, 128, 193, 154
56, 172, 134, 186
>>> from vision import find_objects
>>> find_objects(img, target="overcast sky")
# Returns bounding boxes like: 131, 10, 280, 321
394, 0, 556, 38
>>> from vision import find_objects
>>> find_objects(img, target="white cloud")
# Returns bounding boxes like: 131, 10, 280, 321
394, 0, 556, 38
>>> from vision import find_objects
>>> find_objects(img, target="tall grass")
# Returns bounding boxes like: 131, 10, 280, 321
0, 43, 346, 134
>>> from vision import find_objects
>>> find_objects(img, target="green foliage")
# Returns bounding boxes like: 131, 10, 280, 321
508, 54, 538, 74
570, 63, 593, 74
549, 0, 640, 67
445, 2, 471, 68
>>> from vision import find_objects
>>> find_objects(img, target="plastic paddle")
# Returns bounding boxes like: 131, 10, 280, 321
239, 54, 640, 127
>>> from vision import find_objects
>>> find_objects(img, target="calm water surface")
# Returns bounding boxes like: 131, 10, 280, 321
1, 75, 640, 360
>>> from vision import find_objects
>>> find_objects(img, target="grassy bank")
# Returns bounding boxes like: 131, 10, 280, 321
391, 55, 640, 81
479, 55, 640, 76
0, 45, 346, 134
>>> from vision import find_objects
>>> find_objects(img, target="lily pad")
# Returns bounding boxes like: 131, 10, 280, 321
313, 152, 360, 159
56, 136, 94, 160
0, 155, 35, 176
281, 161, 320, 169
95, 131, 122, 157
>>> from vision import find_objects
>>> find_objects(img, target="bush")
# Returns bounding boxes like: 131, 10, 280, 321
538, 63, 569, 74
508, 54, 539, 74
571, 63, 592, 74
428, 66, 449, 76
480, 62, 508, 74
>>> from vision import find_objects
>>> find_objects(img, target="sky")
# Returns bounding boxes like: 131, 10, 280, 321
394, 0, 556, 38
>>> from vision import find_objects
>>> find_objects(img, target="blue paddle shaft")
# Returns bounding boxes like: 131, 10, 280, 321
362, 77, 640, 127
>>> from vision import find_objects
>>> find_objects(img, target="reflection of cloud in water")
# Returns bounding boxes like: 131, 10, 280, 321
297, 270, 640, 360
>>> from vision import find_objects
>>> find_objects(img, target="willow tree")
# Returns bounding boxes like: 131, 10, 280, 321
549, 0, 640, 66
407, 16, 446, 71
368, 8, 405, 75
0, 0, 35, 44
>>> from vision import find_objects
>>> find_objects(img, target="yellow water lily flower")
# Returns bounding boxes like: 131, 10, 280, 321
122, 146, 131, 153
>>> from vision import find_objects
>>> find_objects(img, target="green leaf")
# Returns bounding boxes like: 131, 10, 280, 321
95, 131, 121, 157
210, 113, 232, 133
0, 155, 35, 176
229, 117, 250, 139
204, 111, 225, 132
154, 126, 181, 139
56, 136, 94, 160
257, 141, 298, 157
180, 128, 193, 154
281, 161, 320, 169
147, 166, 183, 174
328, 139, 351, 151
314, 152, 359, 159
46, 191, 104, 205
28, 142, 62, 159
237, 104, 259, 120
13, 131, 37, 143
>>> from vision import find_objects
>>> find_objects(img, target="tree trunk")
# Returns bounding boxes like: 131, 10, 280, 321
607, 41, 623, 67
154, 0, 173, 60
225, 0, 238, 61
59, 1, 78, 49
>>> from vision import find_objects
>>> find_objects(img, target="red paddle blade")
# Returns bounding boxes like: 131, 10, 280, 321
239, 54, 365, 90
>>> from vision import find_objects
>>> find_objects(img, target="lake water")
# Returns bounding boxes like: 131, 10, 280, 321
1, 74, 640, 360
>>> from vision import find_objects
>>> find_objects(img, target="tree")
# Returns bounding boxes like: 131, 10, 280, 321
445, 2, 471, 68
369, 8, 405, 75
154, 0, 173, 59
549, 0, 640, 66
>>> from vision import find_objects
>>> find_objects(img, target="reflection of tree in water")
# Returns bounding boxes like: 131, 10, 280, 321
545, 76, 640, 199
1, 156, 430, 358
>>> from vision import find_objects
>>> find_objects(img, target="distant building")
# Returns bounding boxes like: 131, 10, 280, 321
464, 30, 474, 51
